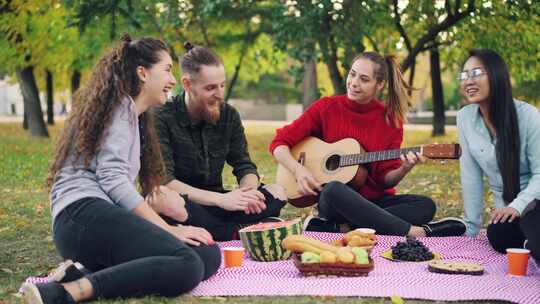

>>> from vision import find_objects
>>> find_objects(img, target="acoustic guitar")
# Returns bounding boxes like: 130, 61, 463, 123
275, 137, 461, 208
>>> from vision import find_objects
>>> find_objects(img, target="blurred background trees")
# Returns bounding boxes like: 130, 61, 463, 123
1, 0, 539, 137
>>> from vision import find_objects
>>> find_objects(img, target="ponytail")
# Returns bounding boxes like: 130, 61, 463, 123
384, 55, 410, 128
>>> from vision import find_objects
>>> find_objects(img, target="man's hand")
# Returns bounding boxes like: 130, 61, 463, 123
293, 164, 322, 196
241, 187, 267, 214
146, 186, 188, 222
168, 225, 214, 246
490, 207, 520, 224
216, 188, 266, 214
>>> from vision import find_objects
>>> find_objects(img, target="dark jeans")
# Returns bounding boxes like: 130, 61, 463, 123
53, 197, 221, 300
164, 186, 286, 241
487, 200, 539, 261
318, 181, 436, 235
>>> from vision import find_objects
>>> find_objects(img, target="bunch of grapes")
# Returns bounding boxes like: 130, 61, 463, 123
391, 236, 434, 261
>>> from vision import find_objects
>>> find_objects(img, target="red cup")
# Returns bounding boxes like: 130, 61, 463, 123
506, 248, 530, 276
223, 247, 245, 268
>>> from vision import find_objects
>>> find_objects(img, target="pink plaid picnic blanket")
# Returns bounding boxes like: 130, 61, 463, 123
23, 232, 540, 302
192, 232, 540, 303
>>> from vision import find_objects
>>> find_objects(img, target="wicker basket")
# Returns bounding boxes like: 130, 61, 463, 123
292, 254, 374, 277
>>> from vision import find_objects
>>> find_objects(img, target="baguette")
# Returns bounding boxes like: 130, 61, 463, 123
282, 235, 340, 254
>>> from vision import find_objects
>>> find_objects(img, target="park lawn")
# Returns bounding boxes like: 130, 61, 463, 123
0, 122, 497, 304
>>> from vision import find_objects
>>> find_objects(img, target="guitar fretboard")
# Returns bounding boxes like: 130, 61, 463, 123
339, 146, 422, 167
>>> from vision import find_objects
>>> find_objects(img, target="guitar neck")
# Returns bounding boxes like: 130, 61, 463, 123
340, 146, 422, 167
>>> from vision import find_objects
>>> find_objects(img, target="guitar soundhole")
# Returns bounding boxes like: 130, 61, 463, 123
325, 154, 341, 171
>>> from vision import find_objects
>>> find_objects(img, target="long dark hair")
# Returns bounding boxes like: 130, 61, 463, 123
48, 33, 168, 196
467, 49, 520, 204
351, 52, 410, 128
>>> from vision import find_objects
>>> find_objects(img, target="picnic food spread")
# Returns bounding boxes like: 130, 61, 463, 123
283, 234, 375, 276
239, 218, 301, 262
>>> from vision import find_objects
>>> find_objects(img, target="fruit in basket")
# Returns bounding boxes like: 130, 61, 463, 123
351, 247, 369, 265
282, 235, 340, 254
239, 218, 302, 262
301, 252, 320, 264
337, 247, 355, 263
391, 236, 434, 261
319, 251, 338, 264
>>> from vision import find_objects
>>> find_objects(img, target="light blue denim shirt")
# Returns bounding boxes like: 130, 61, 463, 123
457, 100, 540, 236
50, 96, 144, 224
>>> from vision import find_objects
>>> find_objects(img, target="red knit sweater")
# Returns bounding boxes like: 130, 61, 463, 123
269, 95, 403, 200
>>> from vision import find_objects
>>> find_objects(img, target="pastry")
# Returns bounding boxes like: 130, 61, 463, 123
428, 260, 484, 275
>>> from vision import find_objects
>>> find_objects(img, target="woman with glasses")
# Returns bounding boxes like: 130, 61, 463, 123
457, 49, 540, 261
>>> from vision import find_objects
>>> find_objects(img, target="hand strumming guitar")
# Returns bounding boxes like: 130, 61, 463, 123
293, 164, 323, 196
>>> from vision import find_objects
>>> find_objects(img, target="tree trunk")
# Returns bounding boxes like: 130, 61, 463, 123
71, 70, 81, 104
23, 106, 28, 129
46, 69, 54, 125
325, 35, 345, 95
16, 66, 49, 137
430, 48, 445, 136
317, 16, 345, 95
225, 29, 251, 103
302, 58, 318, 110
407, 59, 416, 97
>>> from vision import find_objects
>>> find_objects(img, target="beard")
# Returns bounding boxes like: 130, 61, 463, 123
189, 93, 222, 124
200, 102, 221, 124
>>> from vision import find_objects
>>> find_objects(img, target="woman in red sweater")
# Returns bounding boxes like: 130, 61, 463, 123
270, 52, 465, 237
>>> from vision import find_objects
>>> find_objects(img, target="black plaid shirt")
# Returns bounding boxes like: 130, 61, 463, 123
153, 93, 258, 192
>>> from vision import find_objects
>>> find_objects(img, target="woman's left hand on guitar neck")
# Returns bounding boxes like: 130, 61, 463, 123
384, 151, 424, 188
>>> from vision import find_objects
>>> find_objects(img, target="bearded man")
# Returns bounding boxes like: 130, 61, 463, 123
152, 43, 287, 241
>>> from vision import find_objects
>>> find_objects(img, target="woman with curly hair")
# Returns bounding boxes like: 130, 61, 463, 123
20, 34, 220, 303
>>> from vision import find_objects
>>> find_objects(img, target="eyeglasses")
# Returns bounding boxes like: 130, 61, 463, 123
458, 68, 487, 82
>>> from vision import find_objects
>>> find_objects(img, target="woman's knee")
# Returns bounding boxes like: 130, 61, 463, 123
487, 222, 524, 254
320, 181, 348, 200
520, 204, 540, 261
162, 250, 206, 297
418, 196, 436, 222
192, 244, 222, 280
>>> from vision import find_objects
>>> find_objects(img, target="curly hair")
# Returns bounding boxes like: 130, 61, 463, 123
47, 33, 169, 196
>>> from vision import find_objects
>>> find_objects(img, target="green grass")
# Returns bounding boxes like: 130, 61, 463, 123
0, 122, 500, 303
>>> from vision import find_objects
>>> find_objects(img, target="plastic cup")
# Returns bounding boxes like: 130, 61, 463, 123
223, 247, 245, 268
355, 228, 376, 236
506, 248, 530, 276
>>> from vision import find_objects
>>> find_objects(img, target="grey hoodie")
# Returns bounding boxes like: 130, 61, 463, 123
50, 97, 144, 224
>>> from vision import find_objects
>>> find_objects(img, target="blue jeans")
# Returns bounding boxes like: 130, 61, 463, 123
53, 197, 221, 300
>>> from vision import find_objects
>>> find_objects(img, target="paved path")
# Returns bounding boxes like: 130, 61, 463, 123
0, 116, 456, 131
243, 120, 457, 131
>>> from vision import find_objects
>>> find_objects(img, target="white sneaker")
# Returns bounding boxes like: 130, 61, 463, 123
49, 260, 86, 283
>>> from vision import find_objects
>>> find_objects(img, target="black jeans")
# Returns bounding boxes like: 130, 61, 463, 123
318, 181, 436, 235
487, 200, 539, 261
165, 186, 286, 241
53, 197, 221, 300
